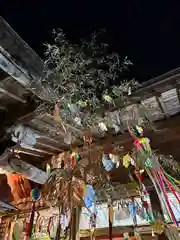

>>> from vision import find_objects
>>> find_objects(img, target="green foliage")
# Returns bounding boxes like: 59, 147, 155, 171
43, 29, 139, 111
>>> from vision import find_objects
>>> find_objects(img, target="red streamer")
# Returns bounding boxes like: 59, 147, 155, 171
151, 168, 177, 225
159, 168, 180, 204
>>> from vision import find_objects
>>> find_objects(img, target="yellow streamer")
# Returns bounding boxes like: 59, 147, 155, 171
164, 172, 180, 185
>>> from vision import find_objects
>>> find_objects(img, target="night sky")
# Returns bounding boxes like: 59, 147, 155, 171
1, 0, 180, 82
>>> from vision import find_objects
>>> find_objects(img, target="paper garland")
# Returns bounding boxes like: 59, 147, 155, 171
127, 125, 180, 227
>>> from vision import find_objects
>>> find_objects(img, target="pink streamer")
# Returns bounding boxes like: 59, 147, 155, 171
151, 168, 178, 225
159, 168, 180, 204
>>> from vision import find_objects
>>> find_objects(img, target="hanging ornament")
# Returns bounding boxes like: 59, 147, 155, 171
152, 220, 165, 235
68, 103, 79, 113
123, 154, 131, 168
130, 125, 144, 138
26, 188, 40, 238
128, 201, 136, 223
103, 94, 113, 103
27, 203, 36, 238
90, 213, 96, 228
46, 163, 51, 175
102, 153, 114, 172
64, 152, 80, 169
128, 86, 132, 96
78, 100, 88, 108
98, 122, 108, 132
71, 152, 80, 162
115, 203, 130, 221
34, 213, 40, 233
134, 137, 151, 156
123, 232, 129, 240
31, 188, 41, 201
90, 212, 96, 240
130, 156, 135, 166
109, 153, 120, 168
74, 117, 82, 126
83, 185, 96, 209
47, 216, 57, 239
55, 212, 61, 240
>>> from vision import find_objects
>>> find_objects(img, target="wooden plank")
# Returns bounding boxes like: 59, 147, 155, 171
0, 17, 54, 101
155, 96, 170, 118
79, 226, 134, 237
79, 114, 180, 156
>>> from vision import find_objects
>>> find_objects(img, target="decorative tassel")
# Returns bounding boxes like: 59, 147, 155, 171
28, 202, 36, 238
159, 168, 180, 204
152, 168, 178, 226
55, 215, 61, 240
34, 212, 40, 233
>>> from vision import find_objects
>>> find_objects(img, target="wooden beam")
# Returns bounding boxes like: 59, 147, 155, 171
104, 68, 180, 112
0, 87, 26, 103
155, 96, 169, 118
36, 140, 63, 152
79, 114, 180, 156
79, 226, 134, 237
38, 113, 83, 144
0, 17, 54, 101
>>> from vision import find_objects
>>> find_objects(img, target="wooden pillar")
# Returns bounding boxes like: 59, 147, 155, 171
72, 207, 81, 240
76, 207, 81, 240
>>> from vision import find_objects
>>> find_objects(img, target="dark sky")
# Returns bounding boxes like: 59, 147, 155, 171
1, 0, 180, 82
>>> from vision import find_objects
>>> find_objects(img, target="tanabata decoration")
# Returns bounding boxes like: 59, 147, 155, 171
46, 163, 51, 175
122, 154, 135, 168
152, 219, 164, 235
31, 188, 41, 201
109, 153, 120, 168
26, 188, 41, 238
65, 152, 81, 169
128, 125, 180, 226
129, 125, 152, 158
83, 184, 97, 237
90, 212, 97, 240
98, 122, 108, 132
128, 201, 136, 224
123, 232, 129, 240
90, 213, 96, 228
115, 203, 130, 221
102, 153, 114, 172
47, 217, 55, 238
123, 154, 131, 168
83, 185, 96, 210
